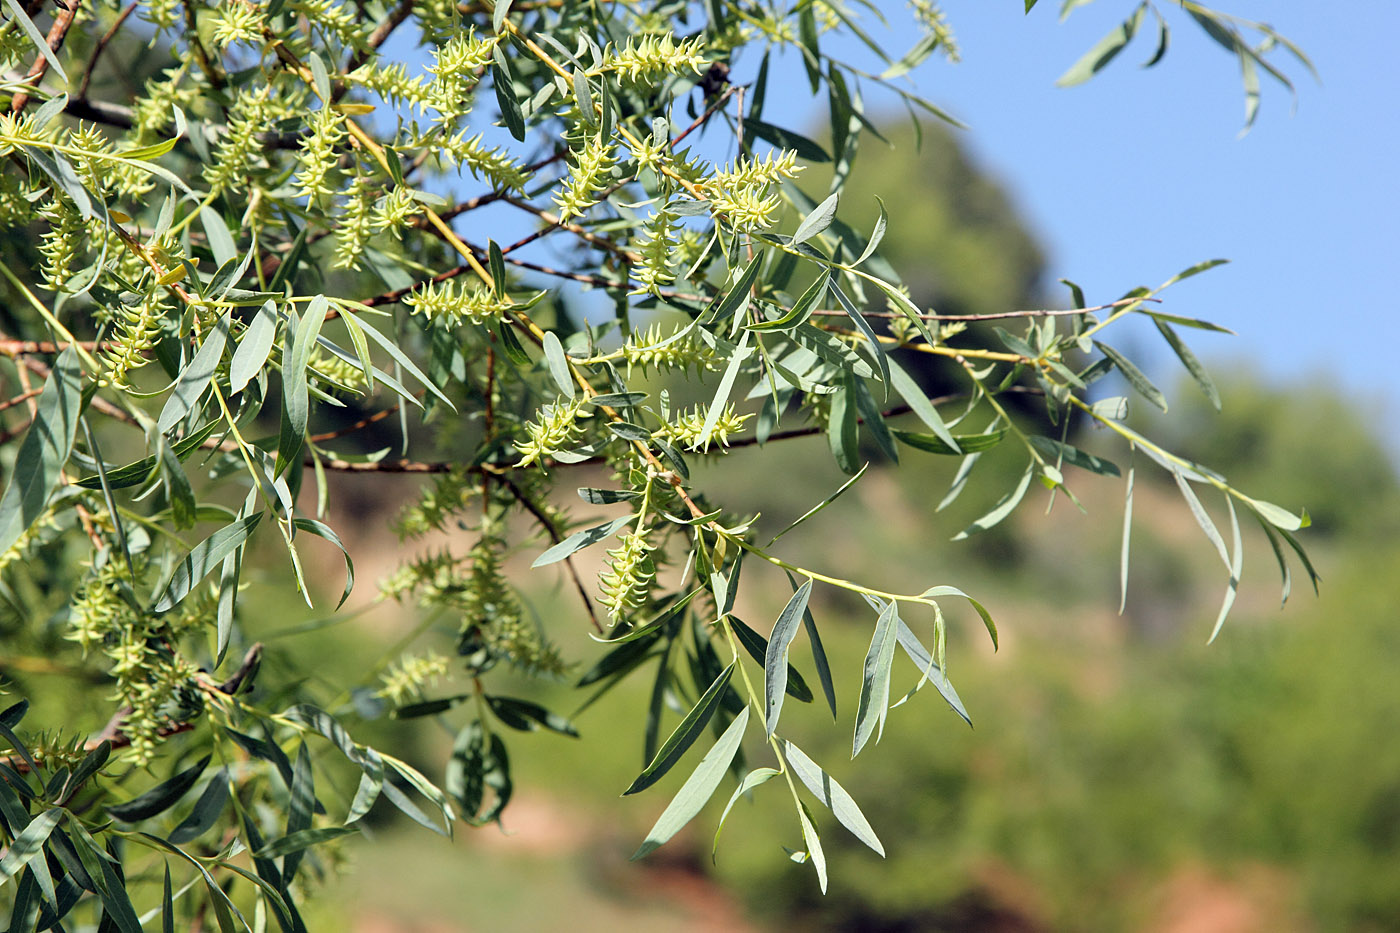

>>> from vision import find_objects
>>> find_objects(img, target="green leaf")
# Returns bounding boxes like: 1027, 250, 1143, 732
107, 755, 211, 822
577, 487, 641, 505
292, 518, 355, 608
1095, 340, 1168, 412
854, 197, 889, 265
728, 617, 813, 706
783, 742, 884, 856
894, 621, 972, 726
541, 330, 575, 398
168, 771, 231, 844
531, 515, 632, 568
892, 427, 1008, 456
158, 312, 230, 434
200, 210, 238, 267
76, 419, 220, 489
1028, 436, 1121, 476
744, 120, 832, 163
255, 826, 360, 860
1245, 497, 1306, 532
795, 800, 828, 894
486, 696, 580, 737
792, 191, 839, 245
763, 577, 812, 736
493, 63, 526, 141
853, 600, 899, 757
1171, 469, 1231, 573
1206, 495, 1243, 644
491, 0, 513, 32
1153, 319, 1221, 410
830, 283, 890, 387
0, 808, 61, 886
702, 256, 764, 326
695, 332, 752, 451
0, 347, 83, 556
152, 513, 264, 612
827, 382, 860, 475
278, 296, 329, 473
1120, 451, 1135, 613
631, 707, 749, 860
953, 463, 1034, 540
623, 662, 735, 795
230, 300, 279, 395
797, 3, 821, 93
1056, 2, 1146, 86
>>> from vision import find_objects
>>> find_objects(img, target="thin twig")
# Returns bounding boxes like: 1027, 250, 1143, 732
77, 1, 139, 99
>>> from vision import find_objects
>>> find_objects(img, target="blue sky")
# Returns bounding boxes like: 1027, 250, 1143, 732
800, 1, 1398, 451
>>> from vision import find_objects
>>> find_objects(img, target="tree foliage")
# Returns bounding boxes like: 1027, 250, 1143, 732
0, 0, 1317, 925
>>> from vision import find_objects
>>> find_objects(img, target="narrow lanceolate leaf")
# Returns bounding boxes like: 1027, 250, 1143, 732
531, 515, 632, 567
1028, 436, 1121, 476
152, 513, 264, 612
279, 295, 329, 473
792, 191, 839, 245
0, 347, 83, 556
796, 800, 828, 893
493, 63, 526, 140
827, 382, 860, 475
1055, 1, 1146, 86
256, 826, 361, 859
830, 283, 890, 387
158, 312, 230, 434
889, 356, 958, 451
728, 617, 814, 704
790, 571, 838, 720
853, 601, 899, 758
1095, 341, 1168, 412
1120, 451, 1135, 613
783, 741, 884, 856
894, 621, 972, 726
953, 463, 1034, 541
107, 755, 211, 822
765, 578, 813, 736
1153, 319, 1221, 410
0, 808, 62, 885
1171, 469, 1231, 573
1245, 497, 1307, 532
747, 270, 828, 332
168, 772, 231, 843
695, 332, 752, 451
632, 707, 749, 861
854, 197, 889, 265
702, 256, 765, 326
541, 330, 575, 398
230, 300, 279, 395
893, 427, 1009, 456
624, 663, 735, 796
1207, 496, 1243, 644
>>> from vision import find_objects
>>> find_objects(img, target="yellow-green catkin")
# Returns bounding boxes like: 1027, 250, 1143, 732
598, 530, 655, 625
514, 397, 590, 468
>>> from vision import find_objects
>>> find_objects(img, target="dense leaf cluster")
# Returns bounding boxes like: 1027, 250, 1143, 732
0, 0, 1314, 925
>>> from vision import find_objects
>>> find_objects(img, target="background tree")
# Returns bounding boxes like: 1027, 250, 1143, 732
0, 1, 1320, 928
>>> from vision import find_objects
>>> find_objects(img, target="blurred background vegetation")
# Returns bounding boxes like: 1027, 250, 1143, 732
5, 112, 1395, 931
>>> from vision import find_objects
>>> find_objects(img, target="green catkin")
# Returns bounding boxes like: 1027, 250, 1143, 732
333, 174, 377, 269
104, 291, 171, 389
515, 397, 590, 468
404, 277, 512, 326
598, 530, 656, 625
553, 135, 617, 221
294, 105, 347, 202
